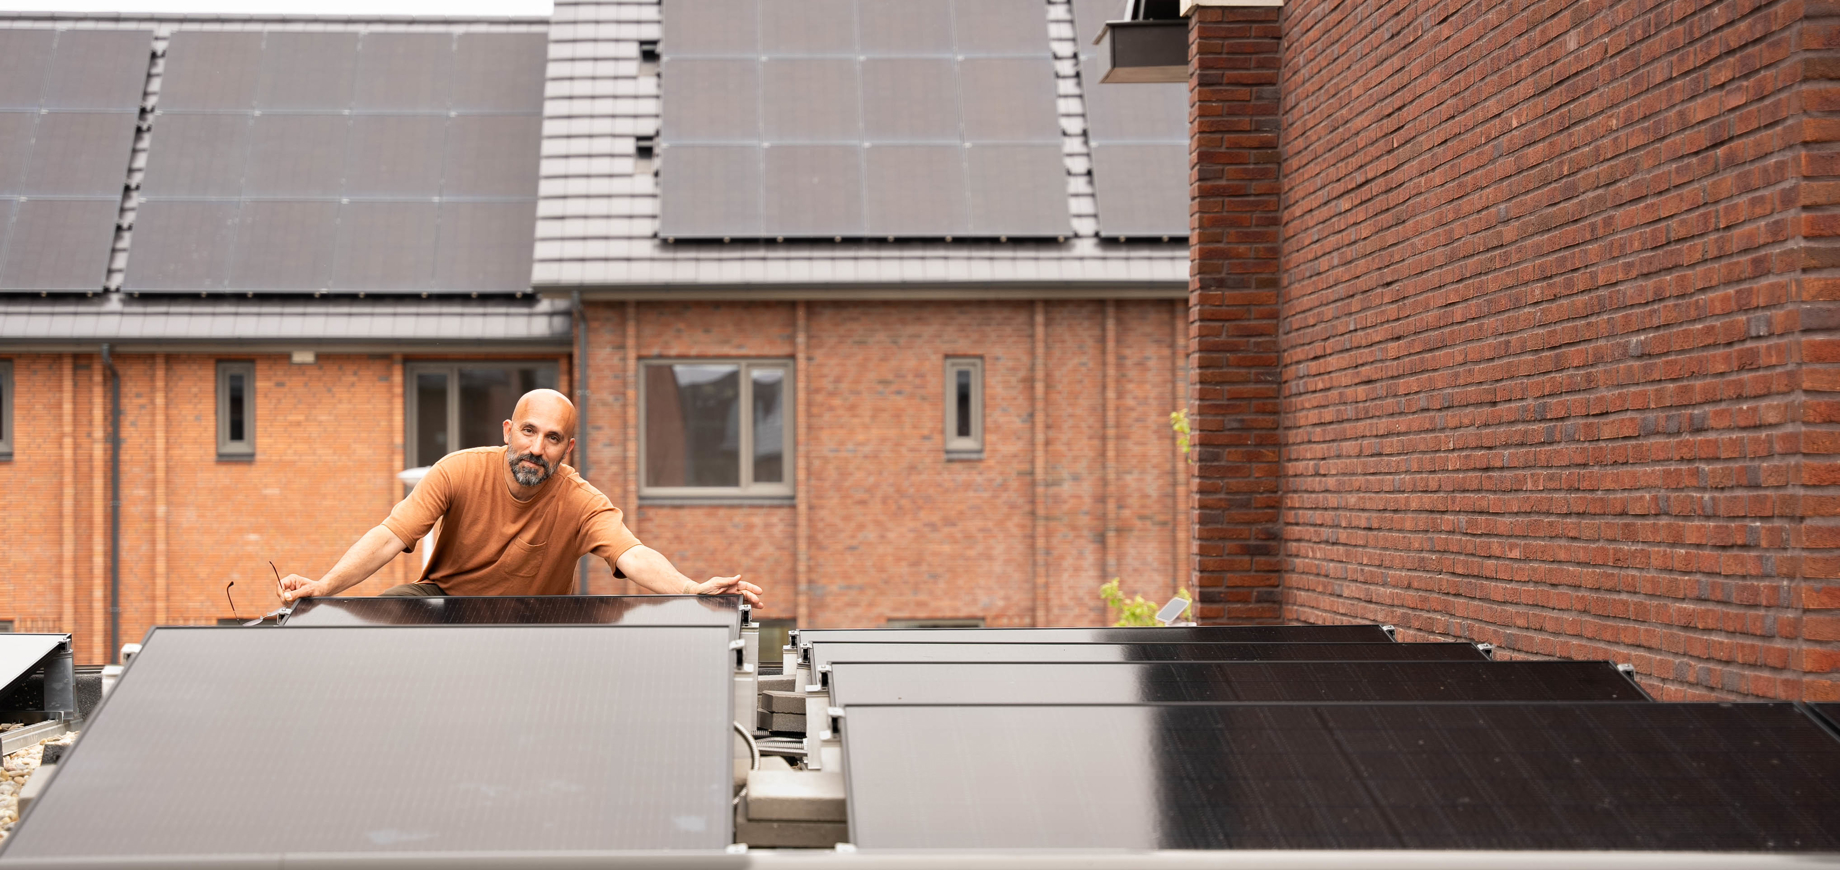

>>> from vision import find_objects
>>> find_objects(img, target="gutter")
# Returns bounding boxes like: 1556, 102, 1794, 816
538, 284, 1188, 302
101, 343, 121, 659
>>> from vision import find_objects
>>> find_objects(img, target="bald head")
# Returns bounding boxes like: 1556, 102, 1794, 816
512, 389, 577, 438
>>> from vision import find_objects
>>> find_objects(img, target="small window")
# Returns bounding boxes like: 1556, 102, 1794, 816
216, 361, 255, 458
405, 362, 560, 468
641, 359, 794, 498
0, 620, 14, 632
885, 618, 985, 628
0, 359, 12, 460
944, 357, 982, 456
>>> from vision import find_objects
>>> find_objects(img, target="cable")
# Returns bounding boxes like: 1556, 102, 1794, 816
734, 721, 759, 771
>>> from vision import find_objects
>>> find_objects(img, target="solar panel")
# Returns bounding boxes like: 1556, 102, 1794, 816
1, 626, 735, 861
1070, 0, 1187, 238
18, 112, 138, 196
842, 702, 1840, 850
659, 0, 1069, 239
809, 640, 1488, 672
283, 594, 744, 636
0, 635, 68, 701
0, 199, 118, 291
795, 624, 1393, 652
40, 30, 152, 110
827, 661, 1648, 706
1815, 704, 1840, 732
0, 31, 54, 109
129, 28, 543, 296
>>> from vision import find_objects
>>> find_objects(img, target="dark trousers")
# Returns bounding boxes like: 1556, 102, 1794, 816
378, 582, 446, 597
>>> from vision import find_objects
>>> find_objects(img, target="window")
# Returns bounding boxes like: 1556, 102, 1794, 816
405, 362, 559, 468
885, 618, 985, 628
944, 357, 982, 456
0, 620, 13, 632
641, 359, 793, 498
0, 360, 12, 460
216, 361, 255, 458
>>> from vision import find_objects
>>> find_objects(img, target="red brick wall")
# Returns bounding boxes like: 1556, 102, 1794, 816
1189, 5, 1284, 623
1270, 0, 1837, 699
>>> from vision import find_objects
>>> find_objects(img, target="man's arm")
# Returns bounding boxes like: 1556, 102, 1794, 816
614, 544, 762, 606
279, 525, 409, 602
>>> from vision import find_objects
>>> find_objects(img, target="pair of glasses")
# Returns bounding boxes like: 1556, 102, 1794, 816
225, 561, 290, 624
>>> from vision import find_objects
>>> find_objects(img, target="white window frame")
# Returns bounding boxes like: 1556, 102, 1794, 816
216, 360, 255, 459
403, 361, 560, 468
639, 358, 794, 499
0, 360, 12, 460
944, 356, 983, 456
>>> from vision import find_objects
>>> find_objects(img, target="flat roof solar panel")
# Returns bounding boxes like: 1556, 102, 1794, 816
0, 635, 68, 701
1816, 704, 1840, 732
826, 661, 1650, 706
158, 32, 261, 112
282, 594, 745, 635
0, 626, 736, 862
796, 624, 1396, 650
842, 702, 1840, 850
0, 199, 118, 291
809, 641, 1489, 672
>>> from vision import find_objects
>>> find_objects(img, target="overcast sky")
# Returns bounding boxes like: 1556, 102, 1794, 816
0, 0, 549, 14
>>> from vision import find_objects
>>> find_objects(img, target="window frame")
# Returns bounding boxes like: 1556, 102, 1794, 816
638, 358, 795, 500
215, 360, 256, 459
402, 360, 561, 469
944, 356, 983, 457
0, 359, 12, 460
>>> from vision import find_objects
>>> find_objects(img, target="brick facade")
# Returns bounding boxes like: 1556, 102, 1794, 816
1180, 0, 1840, 700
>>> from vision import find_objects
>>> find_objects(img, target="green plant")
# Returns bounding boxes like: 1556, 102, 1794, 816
1169, 409, 1192, 462
1100, 579, 1192, 627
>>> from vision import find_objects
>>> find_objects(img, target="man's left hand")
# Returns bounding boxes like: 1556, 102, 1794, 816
689, 574, 762, 607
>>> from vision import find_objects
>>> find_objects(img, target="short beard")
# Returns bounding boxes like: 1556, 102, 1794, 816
507, 450, 553, 487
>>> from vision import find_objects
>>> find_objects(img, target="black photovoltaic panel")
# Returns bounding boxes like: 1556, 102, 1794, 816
827, 661, 1648, 706
1070, 0, 1187, 238
129, 30, 545, 295
658, 0, 1070, 239
283, 594, 744, 636
795, 624, 1392, 652
843, 702, 1840, 850
0, 635, 66, 700
0, 29, 149, 293
1816, 704, 1840, 732
812, 640, 1486, 672
0, 626, 734, 862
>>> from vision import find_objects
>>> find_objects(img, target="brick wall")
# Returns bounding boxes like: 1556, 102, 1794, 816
1265, 0, 1838, 700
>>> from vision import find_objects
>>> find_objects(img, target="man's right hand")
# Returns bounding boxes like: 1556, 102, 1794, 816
279, 574, 328, 603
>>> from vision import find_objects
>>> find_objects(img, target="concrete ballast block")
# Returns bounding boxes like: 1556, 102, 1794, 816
745, 768, 845, 822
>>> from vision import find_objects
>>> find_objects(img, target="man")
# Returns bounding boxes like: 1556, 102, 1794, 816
279, 389, 761, 606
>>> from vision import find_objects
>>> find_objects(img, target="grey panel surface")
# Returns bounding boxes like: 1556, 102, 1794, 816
0, 199, 117, 291
761, 59, 861, 142
1090, 143, 1188, 238
442, 114, 542, 198
140, 113, 250, 198
0, 113, 34, 193
354, 32, 453, 111
451, 33, 548, 112
826, 660, 1650, 706
660, 59, 760, 141
435, 200, 539, 291
0, 31, 54, 109
335, 201, 438, 290
242, 114, 348, 197
41, 30, 151, 110
284, 594, 743, 635
952, 0, 1053, 55
346, 115, 444, 197
0, 626, 734, 860
842, 702, 1840, 850
810, 641, 1489, 672
658, 144, 762, 238
122, 200, 239, 291
860, 59, 959, 141
156, 31, 262, 112
256, 31, 359, 110
18, 112, 138, 196
661, 0, 759, 54
957, 58, 1061, 142
761, 0, 857, 54
763, 145, 862, 236
858, 0, 953, 53
0, 635, 67, 700
228, 200, 339, 290
864, 145, 967, 236
797, 624, 1394, 651
967, 143, 1071, 236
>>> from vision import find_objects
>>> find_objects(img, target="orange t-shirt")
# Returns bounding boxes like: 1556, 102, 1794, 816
382, 446, 643, 596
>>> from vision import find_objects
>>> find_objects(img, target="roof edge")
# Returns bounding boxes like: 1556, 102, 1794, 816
540, 283, 1190, 302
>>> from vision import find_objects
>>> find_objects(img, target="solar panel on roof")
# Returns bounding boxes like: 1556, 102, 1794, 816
808, 640, 1488, 672
435, 200, 541, 291
157, 32, 261, 112
139, 113, 249, 197
451, 33, 549, 112
1, 626, 735, 862
40, 30, 152, 110
120, 200, 238, 291
1070, 0, 1187, 238
795, 624, 1393, 651
227, 201, 339, 291
0, 31, 54, 109
346, 115, 444, 197
1816, 704, 1840, 732
827, 661, 1649, 706
283, 594, 744, 635
842, 702, 1840, 850
256, 31, 358, 110
334, 201, 439, 289
658, 0, 1069, 239
0, 635, 68, 702
0, 199, 118, 291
